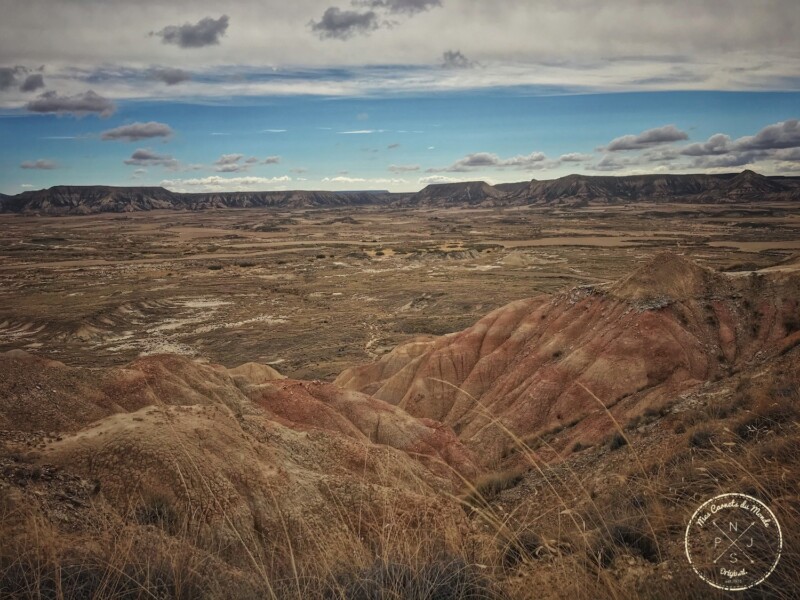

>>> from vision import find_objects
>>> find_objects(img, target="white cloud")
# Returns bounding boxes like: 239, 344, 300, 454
418, 175, 462, 185
20, 159, 59, 170
322, 175, 407, 184
559, 152, 592, 162
605, 125, 688, 152
124, 148, 178, 169
100, 121, 173, 141
160, 175, 292, 192
388, 164, 420, 173
431, 151, 547, 172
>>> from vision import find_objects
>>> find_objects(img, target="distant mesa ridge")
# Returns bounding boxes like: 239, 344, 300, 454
0, 185, 391, 215
2, 170, 799, 215
404, 170, 800, 207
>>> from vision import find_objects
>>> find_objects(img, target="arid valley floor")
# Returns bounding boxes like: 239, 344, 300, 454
1, 199, 800, 599
3, 202, 799, 379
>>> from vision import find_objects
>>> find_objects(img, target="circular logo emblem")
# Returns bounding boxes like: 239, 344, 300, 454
685, 493, 782, 591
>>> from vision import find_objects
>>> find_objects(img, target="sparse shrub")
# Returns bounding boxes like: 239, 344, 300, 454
135, 493, 180, 534
625, 415, 642, 431
571, 441, 589, 453
374, 250, 385, 256
237, 261, 257, 268
785, 313, 800, 334
327, 558, 505, 600
705, 392, 748, 419
735, 409, 794, 441
609, 523, 659, 563
501, 530, 543, 569
587, 540, 615, 569
207, 264, 223, 271
607, 432, 627, 451
0, 548, 207, 600
464, 468, 525, 508
688, 429, 713, 449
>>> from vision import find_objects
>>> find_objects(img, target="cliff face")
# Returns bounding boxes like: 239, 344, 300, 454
0, 185, 396, 215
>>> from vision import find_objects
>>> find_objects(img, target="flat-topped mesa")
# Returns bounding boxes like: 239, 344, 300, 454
0, 185, 396, 214
409, 181, 506, 205
607, 251, 731, 302
505, 170, 800, 204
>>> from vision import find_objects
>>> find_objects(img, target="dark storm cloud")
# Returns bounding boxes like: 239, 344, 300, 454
442, 50, 474, 69
26, 90, 115, 117
356, 0, 442, 15
605, 125, 688, 151
20, 73, 45, 92
0, 67, 18, 90
124, 148, 178, 169
310, 8, 379, 40
20, 159, 58, 170
0, 66, 27, 91
1, 66, 45, 92
101, 121, 174, 142
155, 15, 229, 48
150, 67, 191, 85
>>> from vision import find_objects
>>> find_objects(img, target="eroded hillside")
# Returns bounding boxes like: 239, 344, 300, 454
0, 253, 798, 598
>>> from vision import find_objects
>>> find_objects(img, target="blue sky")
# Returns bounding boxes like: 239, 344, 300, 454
2, 1, 799, 194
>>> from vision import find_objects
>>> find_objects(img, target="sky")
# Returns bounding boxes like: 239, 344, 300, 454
1, 0, 799, 194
